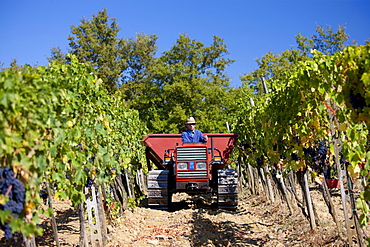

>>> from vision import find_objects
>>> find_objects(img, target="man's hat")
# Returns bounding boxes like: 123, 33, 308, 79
185, 117, 196, 124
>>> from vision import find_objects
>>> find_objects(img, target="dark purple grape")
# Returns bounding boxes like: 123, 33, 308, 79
291, 153, 299, 161
349, 90, 367, 110
256, 157, 263, 166
40, 189, 48, 204
0, 223, 12, 239
86, 178, 95, 187
0, 167, 26, 239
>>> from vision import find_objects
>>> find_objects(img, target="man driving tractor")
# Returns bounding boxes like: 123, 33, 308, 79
181, 117, 208, 143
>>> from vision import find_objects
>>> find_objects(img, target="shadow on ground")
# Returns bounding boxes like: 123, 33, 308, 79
35, 207, 79, 246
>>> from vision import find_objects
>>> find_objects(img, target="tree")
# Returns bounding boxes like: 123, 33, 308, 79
0, 59, 24, 72
47, 46, 68, 64
49, 10, 238, 134
66, 9, 124, 92
119, 33, 158, 102
49, 9, 159, 97
241, 49, 302, 95
133, 34, 235, 133
295, 24, 349, 57
241, 25, 350, 95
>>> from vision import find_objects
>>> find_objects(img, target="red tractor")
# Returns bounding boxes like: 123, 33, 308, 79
142, 133, 239, 210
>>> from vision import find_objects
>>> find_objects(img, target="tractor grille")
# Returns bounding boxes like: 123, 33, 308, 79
177, 170, 208, 177
177, 147, 207, 161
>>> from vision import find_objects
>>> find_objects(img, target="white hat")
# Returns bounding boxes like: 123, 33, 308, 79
185, 117, 196, 124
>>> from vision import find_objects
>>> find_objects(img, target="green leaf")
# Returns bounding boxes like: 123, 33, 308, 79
75, 168, 86, 185
51, 172, 62, 181
4, 78, 13, 89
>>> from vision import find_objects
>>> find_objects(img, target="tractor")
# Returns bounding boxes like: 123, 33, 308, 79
142, 133, 239, 210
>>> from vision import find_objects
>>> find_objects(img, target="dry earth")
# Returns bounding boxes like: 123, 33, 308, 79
1, 185, 369, 246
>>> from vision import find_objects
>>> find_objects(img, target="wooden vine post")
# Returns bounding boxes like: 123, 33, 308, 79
95, 186, 108, 245
276, 170, 294, 214
346, 167, 365, 246
84, 185, 108, 247
296, 169, 316, 230
263, 166, 275, 203
251, 81, 276, 203
320, 176, 344, 240
247, 161, 256, 195
303, 169, 316, 229
327, 99, 353, 245
258, 167, 271, 203
296, 169, 316, 229
254, 167, 261, 195
287, 171, 301, 205
78, 203, 89, 247
46, 180, 60, 247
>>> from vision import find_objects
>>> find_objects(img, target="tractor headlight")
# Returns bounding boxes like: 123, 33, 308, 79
196, 162, 207, 170
177, 162, 188, 170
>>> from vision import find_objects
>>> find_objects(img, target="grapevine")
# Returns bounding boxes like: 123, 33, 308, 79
234, 44, 370, 244
0, 55, 147, 239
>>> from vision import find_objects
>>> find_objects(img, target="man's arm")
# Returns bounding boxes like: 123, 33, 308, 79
182, 130, 191, 143
203, 134, 208, 142
195, 130, 208, 143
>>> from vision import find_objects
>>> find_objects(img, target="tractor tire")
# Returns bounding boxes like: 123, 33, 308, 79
147, 170, 170, 210
217, 168, 238, 210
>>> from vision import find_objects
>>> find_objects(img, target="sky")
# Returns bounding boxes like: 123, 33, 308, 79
1, 0, 369, 88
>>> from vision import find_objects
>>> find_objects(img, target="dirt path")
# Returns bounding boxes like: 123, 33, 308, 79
106, 192, 341, 247
30, 188, 353, 247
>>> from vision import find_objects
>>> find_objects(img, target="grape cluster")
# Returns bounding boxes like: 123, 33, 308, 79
40, 189, 48, 205
256, 157, 264, 167
0, 167, 26, 239
86, 177, 95, 188
304, 141, 330, 177
340, 156, 348, 164
349, 89, 367, 110
75, 143, 84, 151
303, 147, 315, 159
240, 143, 250, 151
291, 153, 300, 161
316, 141, 328, 163
304, 141, 328, 163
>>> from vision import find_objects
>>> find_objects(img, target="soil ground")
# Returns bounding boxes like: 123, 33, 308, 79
1, 185, 369, 246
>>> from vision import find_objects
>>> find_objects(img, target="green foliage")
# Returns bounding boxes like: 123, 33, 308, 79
296, 24, 350, 56
49, 9, 240, 135
241, 49, 302, 95
0, 55, 147, 237
127, 195, 145, 210
119, 33, 159, 102
235, 42, 370, 230
66, 9, 124, 92
47, 46, 68, 64
241, 25, 350, 95
133, 34, 235, 134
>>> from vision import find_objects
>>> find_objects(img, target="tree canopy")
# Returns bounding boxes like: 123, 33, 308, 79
240, 24, 350, 95
47, 10, 353, 137
48, 9, 237, 134
132, 34, 235, 133
49, 9, 124, 92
